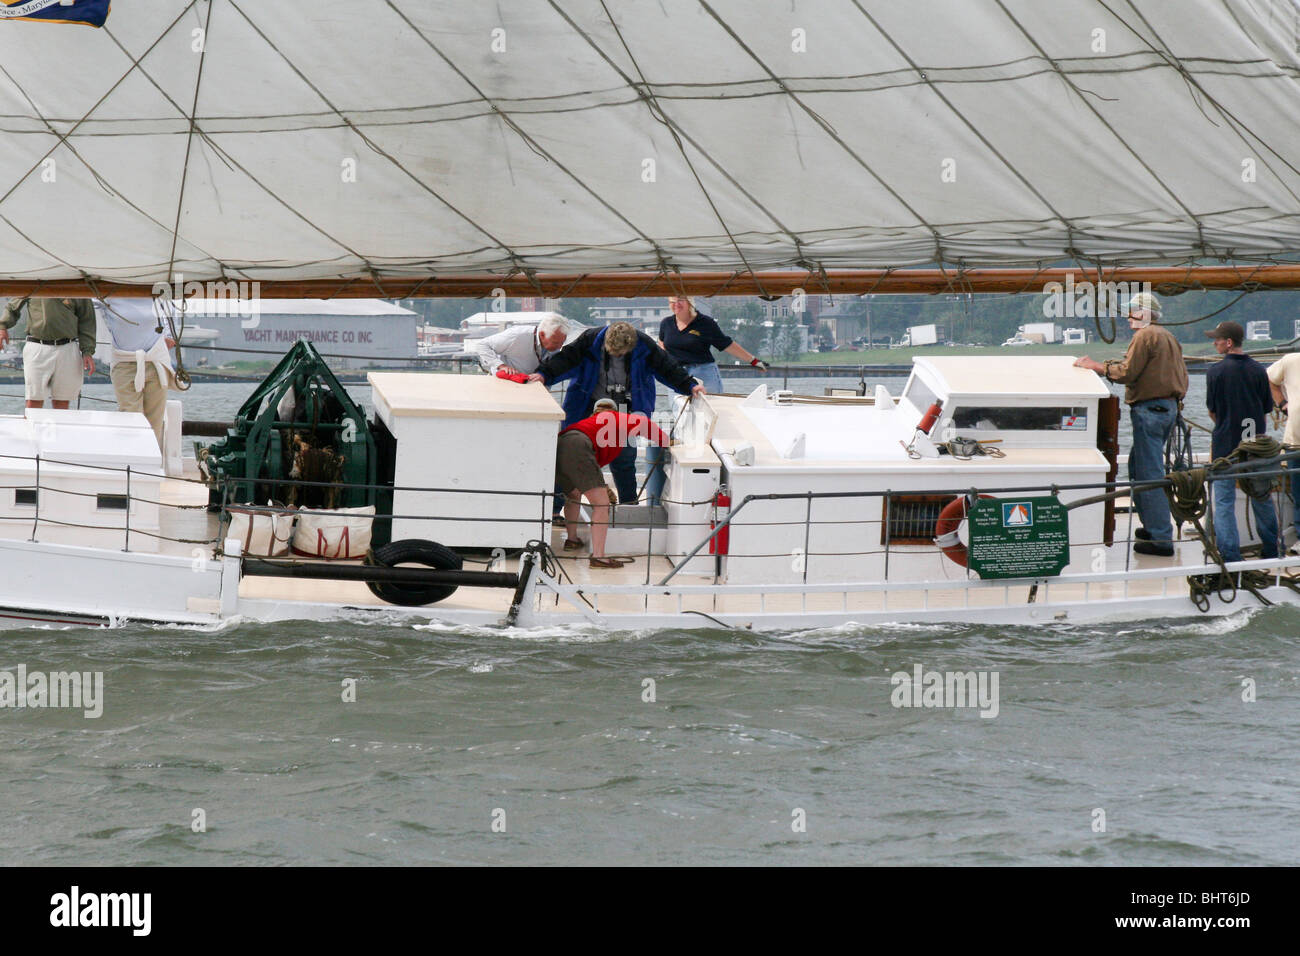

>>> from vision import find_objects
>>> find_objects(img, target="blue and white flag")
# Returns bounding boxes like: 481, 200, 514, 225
0, 0, 111, 28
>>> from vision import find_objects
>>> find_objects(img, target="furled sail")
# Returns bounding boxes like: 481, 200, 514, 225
1, 0, 1299, 294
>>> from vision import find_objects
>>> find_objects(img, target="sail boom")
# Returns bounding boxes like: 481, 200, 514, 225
4, 266, 1300, 299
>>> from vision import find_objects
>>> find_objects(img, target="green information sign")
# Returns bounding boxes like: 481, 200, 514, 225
967, 495, 1070, 580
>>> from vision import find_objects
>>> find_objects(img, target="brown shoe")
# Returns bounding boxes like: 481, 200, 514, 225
563, 538, 586, 551
589, 556, 622, 569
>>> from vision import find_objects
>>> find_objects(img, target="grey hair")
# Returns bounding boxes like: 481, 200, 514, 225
537, 312, 567, 336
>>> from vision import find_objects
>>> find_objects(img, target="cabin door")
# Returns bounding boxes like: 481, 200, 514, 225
1097, 395, 1120, 546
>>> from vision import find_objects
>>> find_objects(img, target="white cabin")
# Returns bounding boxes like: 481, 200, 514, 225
0, 409, 163, 552
657, 357, 1113, 584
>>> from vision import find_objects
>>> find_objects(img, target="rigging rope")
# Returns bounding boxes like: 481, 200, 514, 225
1166, 436, 1300, 611
1164, 407, 1194, 473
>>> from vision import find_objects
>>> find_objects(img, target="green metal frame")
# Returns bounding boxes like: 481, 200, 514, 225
200, 341, 388, 541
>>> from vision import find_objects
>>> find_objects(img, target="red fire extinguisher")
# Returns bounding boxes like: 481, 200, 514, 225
709, 487, 731, 555
917, 399, 944, 435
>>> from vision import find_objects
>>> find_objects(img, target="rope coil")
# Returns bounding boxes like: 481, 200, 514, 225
1167, 436, 1299, 609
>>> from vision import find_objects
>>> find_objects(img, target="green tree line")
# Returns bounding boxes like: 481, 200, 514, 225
396, 290, 1300, 351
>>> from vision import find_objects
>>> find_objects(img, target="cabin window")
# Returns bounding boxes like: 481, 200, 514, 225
949, 406, 1088, 432
97, 494, 130, 511
15, 489, 37, 507
902, 377, 939, 416
882, 494, 951, 545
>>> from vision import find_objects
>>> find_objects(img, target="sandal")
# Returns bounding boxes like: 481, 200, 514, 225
589, 556, 623, 569
563, 538, 586, 551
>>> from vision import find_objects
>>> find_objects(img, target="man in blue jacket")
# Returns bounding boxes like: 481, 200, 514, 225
1205, 320, 1279, 563
530, 321, 704, 503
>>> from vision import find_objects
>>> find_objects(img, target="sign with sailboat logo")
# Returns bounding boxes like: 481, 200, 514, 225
967, 496, 1070, 579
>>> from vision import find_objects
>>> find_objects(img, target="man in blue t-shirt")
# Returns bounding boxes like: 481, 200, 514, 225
1205, 321, 1279, 563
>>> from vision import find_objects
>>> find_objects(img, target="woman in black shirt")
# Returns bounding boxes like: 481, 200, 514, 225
646, 297, 767, 507
657, 296, 767, 394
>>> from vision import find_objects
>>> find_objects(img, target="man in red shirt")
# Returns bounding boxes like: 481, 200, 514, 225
556, 399, 673, 568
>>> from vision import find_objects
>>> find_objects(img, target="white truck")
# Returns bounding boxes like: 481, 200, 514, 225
899, 323, 942, 347
1062, 327, 1087, 345
1003, 322, 1060, 346
1246, 320, 1272, 342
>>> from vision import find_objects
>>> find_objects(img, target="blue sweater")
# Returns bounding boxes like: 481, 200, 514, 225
539, 326, 696, 427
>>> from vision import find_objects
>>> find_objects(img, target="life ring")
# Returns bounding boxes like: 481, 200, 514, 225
364, 538, 463, 606
933, 494, 993, 568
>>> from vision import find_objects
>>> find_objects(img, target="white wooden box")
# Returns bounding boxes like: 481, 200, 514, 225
0, 409, 162, 552
369, 372, 564, 550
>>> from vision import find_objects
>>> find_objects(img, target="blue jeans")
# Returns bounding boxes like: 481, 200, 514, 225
1290, 460, 1300, 538
610, 443, 637, 504
1129, 398, 1177, 545
644, 442, 667, 507
685, 361, 723, 394
1211, 475, 1279, 562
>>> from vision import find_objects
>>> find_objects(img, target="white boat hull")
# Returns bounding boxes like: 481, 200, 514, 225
1, 535, 1294, 632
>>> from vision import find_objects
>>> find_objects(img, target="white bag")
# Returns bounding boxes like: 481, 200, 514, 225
226, 502, 295, 557
291, 505, 375, 559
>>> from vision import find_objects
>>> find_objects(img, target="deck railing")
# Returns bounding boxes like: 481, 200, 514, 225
0, 449, 1295, 608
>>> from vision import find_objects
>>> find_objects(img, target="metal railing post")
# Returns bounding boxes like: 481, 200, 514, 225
658, 495, 753, 586
883, 488, 891, 580
123, 465, 131, 552
30, 454, 39, 542
803, 491, 812, 584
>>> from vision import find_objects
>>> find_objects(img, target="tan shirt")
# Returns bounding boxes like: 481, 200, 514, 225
1, 297, 97, 354
1266, 352, 1300, 447
1102, 324, 1189, 405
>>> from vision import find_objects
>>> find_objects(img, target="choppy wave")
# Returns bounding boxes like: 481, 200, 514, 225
2, 589, 1297, 866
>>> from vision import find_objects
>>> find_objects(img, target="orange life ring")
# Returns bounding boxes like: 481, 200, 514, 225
933, 494, 993, 568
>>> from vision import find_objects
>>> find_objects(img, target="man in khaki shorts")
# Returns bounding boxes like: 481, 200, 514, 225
0, 297, 97, 409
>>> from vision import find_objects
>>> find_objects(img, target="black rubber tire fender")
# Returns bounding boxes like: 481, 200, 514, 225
365, 539, 463, 606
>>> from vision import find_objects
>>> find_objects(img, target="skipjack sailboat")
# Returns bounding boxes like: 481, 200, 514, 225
0, 0, 1297, 628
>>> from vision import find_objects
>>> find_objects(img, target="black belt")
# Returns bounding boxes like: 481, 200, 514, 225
27, 337, 75, 346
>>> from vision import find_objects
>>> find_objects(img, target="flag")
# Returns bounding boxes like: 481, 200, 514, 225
0, 0, 111, 28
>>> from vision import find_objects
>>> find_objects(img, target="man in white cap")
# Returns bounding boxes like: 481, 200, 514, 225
1075, 291, 1188, 556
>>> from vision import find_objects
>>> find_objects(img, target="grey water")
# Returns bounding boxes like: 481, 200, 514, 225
3, 373, 1296, 866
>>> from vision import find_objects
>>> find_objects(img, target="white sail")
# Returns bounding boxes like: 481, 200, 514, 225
1, 0, 1298, 286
